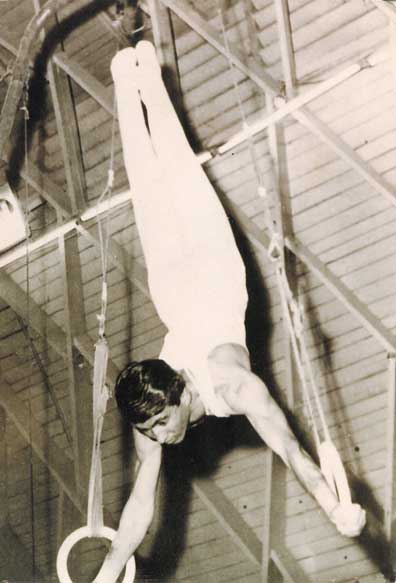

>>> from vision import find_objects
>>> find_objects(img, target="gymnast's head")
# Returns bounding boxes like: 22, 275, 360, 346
115, 359, 186, 428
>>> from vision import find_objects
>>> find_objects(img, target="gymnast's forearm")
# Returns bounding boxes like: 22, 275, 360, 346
241, 375, 339, 518
285, 441, 339, 517
94, 496, 154, 583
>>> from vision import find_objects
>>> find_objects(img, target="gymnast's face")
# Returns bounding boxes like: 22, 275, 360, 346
135, 402, 190, 445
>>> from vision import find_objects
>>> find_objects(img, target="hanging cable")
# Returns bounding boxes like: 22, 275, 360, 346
21, 74, 37, 582
57, 40, 136, 583
216, 1, 352, 507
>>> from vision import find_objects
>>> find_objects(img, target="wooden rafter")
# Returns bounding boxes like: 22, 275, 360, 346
192, 477, 262, 566
148, 0, 185, 120
32, 0, 91, 502
273, 0, 296, 98
53, 51, 114, 115
158, 0, 396, 211
263, 102, 297, 583
292, 107, 396, 208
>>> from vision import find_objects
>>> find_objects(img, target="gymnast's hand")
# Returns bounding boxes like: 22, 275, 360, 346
330, 502, 366, 537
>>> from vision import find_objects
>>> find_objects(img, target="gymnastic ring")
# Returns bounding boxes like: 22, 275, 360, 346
56, 525, 136, 583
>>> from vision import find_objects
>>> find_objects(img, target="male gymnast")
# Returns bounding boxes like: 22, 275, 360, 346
94, 41, 366, 582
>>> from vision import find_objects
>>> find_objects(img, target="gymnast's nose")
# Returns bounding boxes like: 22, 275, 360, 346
152, 426, 167, 444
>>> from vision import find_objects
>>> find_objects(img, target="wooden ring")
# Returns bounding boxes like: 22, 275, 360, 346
56, 525, 136, 582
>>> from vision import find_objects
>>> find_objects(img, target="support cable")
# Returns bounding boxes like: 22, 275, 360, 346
216, 0, 353, 508
56, 40, 135, 582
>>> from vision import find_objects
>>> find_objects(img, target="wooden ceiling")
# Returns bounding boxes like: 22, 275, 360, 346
0, 0, 396, 582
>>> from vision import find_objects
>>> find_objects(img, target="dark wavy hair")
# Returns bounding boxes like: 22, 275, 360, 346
114, 359, 186, 425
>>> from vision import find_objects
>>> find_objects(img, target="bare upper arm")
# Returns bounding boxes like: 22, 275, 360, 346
208, 342, 251, 370
207, 343, 269, 415
132, 428, 162, 503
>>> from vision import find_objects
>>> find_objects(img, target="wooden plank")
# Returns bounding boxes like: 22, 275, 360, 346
293, 106, 396, 207
159, 0, 281, 95
0, 524, 43, 580
48, 62, 87, 212
59, 232, 92, 493
53, 52, 114, 116
0, 271, 68, 358
284, 237, 396, 353
0, 379, 81, 511
75, 216, 149, 297
223, 194, 396, 353
263, 10, 299, 573
274, 0, 296, 96
192, 477, 262, 566
158, 0, 396, 219
36, 0, 93, 497
0, 270, 120, 386
148, 0, 182, 103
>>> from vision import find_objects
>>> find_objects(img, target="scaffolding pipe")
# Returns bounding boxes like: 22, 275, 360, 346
217, 52, 381, 155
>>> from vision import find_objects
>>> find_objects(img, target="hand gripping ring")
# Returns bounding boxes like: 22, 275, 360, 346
56, 525, 136, 583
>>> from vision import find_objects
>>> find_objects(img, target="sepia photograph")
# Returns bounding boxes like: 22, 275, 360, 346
0, 0, 395, 581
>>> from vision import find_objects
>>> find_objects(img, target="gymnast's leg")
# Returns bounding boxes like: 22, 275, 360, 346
111, 47, 188, 273
134, 41, 239, 257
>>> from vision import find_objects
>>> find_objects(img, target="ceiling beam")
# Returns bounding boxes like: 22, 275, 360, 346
192, 477, 262, 567
33, 0, 91, 498
292, 106, 396, 208
0, 272, 68, 358
53, 51, 114, 115
159, 0, 281, 96
47, 63, 87, 213
284, 236, 396, 353
159, 0, 396, 211
260, 2, 299, 577
59, 232, 93, 494
148, 0, 185, 121
225, 198, 396, 353
0, 270, 121, 385
273, 0, 296, 97
216, 60, 362, 155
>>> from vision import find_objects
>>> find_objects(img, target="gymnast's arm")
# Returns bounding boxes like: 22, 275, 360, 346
94, 429, 162, 583
208, 343, 365, 537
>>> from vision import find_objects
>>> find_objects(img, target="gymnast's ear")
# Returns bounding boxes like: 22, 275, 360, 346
180, 385, 192, 406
